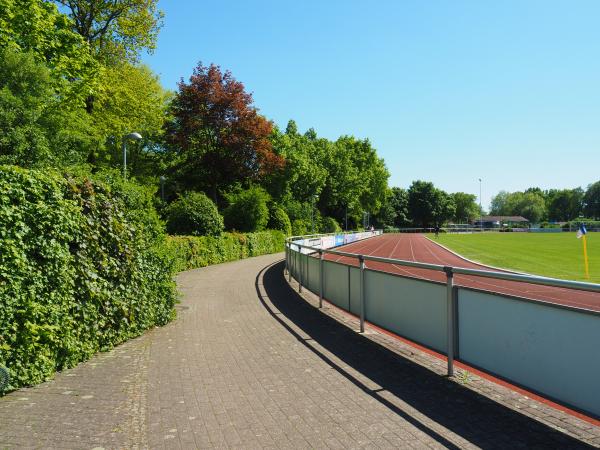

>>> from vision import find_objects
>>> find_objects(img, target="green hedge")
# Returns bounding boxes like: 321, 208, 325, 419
167, 230, 285, 272
0, 166, 176, 393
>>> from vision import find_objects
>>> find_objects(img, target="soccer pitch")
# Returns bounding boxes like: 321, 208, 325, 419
433, 232, 599, 283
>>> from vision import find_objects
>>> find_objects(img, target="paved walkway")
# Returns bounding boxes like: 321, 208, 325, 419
0, 253, 598, 449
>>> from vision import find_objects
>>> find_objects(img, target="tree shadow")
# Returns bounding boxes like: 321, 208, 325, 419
257, 260, 594, 449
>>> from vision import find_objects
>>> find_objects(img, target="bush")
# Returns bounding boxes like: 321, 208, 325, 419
291, 219, 310, 236
267, 204, 292, 236
0, 166, 176, 393
166, 230, 285, 272
320, 216, 342, 233
165, 191, 223, 236
223, 187, 270, 232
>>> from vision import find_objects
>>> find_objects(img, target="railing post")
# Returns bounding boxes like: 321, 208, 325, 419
285, 244, 288, 274
319, 250, 324, 308
347, 264, 351, 311
288, 245, 292, 282
299, 249, 303, 293
444, 266, 455, 377
359, 255, 366, 333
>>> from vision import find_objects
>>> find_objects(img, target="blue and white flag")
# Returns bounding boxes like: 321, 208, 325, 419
576, 224, 587, 239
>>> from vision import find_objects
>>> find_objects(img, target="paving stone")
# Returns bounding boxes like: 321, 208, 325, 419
0, 254, 598, 448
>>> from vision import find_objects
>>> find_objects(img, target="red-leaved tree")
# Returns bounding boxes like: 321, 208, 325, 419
165, 62, 283, 202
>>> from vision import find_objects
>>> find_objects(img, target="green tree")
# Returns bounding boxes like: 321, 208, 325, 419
0, 49, 94, 166
390, 187, 410, 227
547, 188, 583, 221
223, 187, 271, 232
451, 192, 479, 223
90, 62, 171, 173
0, 0, 99, 105
408, 180, 454, 227
52, 0, 163, 63
584, 181, 600, 220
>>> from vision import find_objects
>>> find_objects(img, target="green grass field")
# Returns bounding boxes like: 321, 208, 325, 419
433, 232, 599, 283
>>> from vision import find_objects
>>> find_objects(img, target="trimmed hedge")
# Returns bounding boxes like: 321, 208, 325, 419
0, 166, 176, 393
165, 191, 224, 236
167, 230, 285, 272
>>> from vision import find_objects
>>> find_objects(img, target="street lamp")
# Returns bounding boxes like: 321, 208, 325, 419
479, 178, 483, 232
122, 132, 142, 179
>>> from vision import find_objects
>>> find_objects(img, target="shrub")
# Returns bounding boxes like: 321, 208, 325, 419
166, 230, 285, 272
267, 204, 292, 236
291, 219, 310, 236
320, 216, 342, 233
0, 166, 176, 393
223, 187, 270, 232
165, 191, 223, 236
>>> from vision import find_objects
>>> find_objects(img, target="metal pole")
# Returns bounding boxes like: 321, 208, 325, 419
319, 250, 324, 308
347, 264, 351, 311
479, 178, 482, 232
288, 245, 293, 282
122, 141, 127, 179
444, 266, 455, 377
299, 250, 303, 293
345, 206, 348, 231
359, 255, 365, 333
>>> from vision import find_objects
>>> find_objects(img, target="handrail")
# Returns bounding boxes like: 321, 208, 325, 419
286, 235, 600, 294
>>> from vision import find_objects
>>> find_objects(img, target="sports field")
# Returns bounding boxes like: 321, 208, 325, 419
434, 232, 599, 283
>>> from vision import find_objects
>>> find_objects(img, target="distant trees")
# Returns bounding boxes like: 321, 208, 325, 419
407, 181, 455, 228
451, 192, 479, 224
584, 182, 600, 220
490, 190, 546, 223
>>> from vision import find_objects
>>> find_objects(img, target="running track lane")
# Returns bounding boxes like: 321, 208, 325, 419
322, 233, 600, 312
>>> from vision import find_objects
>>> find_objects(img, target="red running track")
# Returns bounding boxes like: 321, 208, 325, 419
323, 233, 600, 313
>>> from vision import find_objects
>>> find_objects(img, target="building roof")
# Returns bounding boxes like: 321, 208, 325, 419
478, 216, 529, 223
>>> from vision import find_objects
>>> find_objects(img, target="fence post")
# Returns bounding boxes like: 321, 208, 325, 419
319, 250, 324, 308
444, 266, 455, 377
288, 245, 292, 282
359, 255, 365, 333
347, 264, 351, 311
299, 249, 303, 293
285, 244, 288, 274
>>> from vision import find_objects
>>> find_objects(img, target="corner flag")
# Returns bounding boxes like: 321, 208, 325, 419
576, 224, 589, 279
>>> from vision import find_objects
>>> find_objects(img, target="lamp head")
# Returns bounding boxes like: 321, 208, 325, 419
124, 132, 143, 141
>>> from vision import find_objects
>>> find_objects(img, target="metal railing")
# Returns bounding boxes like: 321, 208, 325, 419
285, 234, 600, 377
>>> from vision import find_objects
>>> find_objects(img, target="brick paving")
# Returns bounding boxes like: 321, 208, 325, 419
0, 253, 599, 449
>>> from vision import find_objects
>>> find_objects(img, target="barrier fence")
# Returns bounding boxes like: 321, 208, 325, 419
285, 232, 600, 419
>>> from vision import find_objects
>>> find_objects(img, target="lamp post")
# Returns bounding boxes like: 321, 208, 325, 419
479, 178, 483, 232
122, 132, 142, 179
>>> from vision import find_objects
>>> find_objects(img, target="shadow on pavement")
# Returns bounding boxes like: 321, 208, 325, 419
257, 260, 594, 449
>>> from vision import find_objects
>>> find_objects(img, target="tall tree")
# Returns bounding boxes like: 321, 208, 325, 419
390, 187, 410, 227
408, 180, 455, 227
0, 0, 99, 105
165, 63, 284, 203
451, 192, 479, 223
0, 49, 94, 166
546, 188, 583, 221
52, 0, 163, 63
584, 181, 600, 220
90, 62, 171, 174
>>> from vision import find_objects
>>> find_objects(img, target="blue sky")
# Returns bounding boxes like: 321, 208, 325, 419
142, 0, 600, 209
